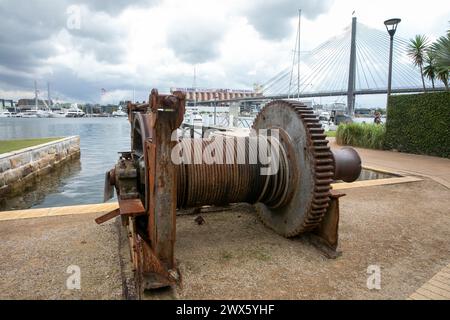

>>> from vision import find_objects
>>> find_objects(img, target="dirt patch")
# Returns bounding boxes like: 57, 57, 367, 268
0, 213, 123, 299
1, 178, 449, 299
146, 179, 450, 299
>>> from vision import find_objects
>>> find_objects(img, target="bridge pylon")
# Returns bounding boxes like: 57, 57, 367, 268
347, 17, 357, 116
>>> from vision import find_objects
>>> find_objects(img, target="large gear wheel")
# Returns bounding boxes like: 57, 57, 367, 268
252, 100, 334, 237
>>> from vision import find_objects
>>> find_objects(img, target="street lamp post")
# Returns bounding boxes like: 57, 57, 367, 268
384, 18, 401, 98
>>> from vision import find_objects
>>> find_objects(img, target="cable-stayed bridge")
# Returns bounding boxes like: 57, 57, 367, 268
196, 17, 446, 114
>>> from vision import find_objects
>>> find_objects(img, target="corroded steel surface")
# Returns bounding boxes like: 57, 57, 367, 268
97, 89, 362, 292
174, 136, 289, 209
252, 100, 335, 236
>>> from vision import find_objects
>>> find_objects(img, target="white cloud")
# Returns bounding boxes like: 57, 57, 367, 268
0, 0, 448, 107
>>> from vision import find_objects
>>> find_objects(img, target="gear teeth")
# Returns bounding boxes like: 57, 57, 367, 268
307, 123, 324, 128
309, 128, 325, 133
253, 100, 334, 237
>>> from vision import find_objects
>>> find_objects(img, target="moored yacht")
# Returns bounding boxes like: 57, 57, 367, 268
112, 106, 127, 117
0, 110, 13, 117
66, 104, 85, 118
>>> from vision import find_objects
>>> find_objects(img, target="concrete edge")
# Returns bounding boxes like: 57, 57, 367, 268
0, 136, 79, 160
361, 165, 405, 177
332, 176, 423, 190
0, 202, 119, 222
363, 164, 449, 189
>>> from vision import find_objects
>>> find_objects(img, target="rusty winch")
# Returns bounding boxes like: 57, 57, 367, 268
96, 89, 361, 291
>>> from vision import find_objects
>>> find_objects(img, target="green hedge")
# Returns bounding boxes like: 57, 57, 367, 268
336, 123, 386, 149
385, 92, 450, 157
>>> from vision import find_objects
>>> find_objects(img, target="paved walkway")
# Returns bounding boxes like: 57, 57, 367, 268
330, 138, 450, 300
329, 138, 450, 188
409, 264, 450, 300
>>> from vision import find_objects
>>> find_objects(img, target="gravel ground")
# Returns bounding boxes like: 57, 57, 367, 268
1, 178, 449, 300
0, 213, 123, 300
165, 178, 450, 299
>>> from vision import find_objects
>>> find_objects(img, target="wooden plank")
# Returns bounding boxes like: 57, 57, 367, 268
332, 176, 422, 190
95, 209, 120, 225
0, 202, 119, 222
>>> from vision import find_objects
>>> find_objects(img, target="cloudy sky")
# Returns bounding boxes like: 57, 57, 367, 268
0, 0, 448, 106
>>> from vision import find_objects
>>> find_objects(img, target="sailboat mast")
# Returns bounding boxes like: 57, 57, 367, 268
34, 80, 39, 111
47, 82, 51, 107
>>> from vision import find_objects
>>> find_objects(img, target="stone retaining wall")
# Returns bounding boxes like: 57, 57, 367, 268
0, 136, 80, 198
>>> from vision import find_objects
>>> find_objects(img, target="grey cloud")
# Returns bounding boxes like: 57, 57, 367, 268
66, 8, 128, 63
0, 0, 159, 101
244, 0, 334, 40
78, 0, 159, 15
0, 1, 67, 70
166, 18, 227, 64
0, 0, 156, 72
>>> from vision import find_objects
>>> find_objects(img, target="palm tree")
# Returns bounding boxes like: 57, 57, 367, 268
430, 31, 450, 90
423, 51, 437, 88
407, 35, 429, 92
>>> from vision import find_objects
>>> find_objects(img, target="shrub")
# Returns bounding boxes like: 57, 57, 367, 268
336, 123, 386, 149
385, 92, 450, 157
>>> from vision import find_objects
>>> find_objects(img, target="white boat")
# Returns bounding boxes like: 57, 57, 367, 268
319, 111, 331, 121
36, 109, 52, 118
0, 110, 13, 117
65, 104, 85, 118
49, 109, 67, 118
112, 106, 127, 117
21, 111, 39, 118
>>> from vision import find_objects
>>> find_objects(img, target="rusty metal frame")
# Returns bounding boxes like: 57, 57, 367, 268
96, 89, 361, 292
309, 190, 345, 259
97, 89, 185, 290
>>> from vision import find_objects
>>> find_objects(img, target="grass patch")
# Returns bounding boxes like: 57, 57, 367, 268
0, 137, 62, 154
326, 131, 337, 137
336, 123, 385, 149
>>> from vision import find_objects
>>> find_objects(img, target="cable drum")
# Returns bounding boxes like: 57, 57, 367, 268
174, 134, 290, 209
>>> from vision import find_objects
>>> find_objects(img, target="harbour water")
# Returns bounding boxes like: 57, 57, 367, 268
0, 118, 130, 210
0, 116, 384, 211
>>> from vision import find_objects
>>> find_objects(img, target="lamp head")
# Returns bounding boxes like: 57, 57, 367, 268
384, 18, 401, 37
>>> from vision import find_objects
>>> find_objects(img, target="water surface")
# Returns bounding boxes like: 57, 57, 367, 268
0, 118, 130, 210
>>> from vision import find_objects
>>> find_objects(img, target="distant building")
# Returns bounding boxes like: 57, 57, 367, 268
170, 88, 263, 102
17, 98, 52, 110
0, 99, 14, 109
